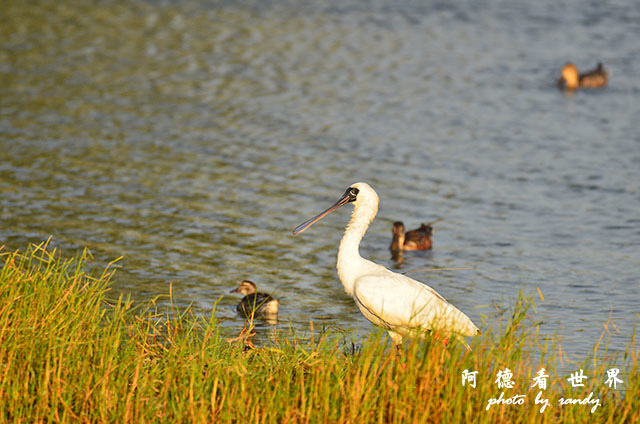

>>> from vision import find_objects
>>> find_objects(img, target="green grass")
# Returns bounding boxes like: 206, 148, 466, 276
0, 241, 638, 423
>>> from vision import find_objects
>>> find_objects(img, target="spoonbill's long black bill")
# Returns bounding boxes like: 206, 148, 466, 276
292, 189, 353, 235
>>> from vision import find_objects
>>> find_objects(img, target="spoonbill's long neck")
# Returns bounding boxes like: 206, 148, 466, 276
337, 201, 377, 295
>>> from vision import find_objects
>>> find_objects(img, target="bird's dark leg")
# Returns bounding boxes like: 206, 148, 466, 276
391, 341, 408, 371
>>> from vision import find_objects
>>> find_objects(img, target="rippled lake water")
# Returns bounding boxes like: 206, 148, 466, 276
1, 0, 639, 361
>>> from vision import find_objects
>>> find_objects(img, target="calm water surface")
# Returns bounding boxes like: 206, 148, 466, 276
1, 0, 639, 362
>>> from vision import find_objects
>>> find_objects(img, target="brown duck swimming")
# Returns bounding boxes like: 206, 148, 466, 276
557, 62, 607, 90
390, 221, 433, 251
230, 280, 279, 318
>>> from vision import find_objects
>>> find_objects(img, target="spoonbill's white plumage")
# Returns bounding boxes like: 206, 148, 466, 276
293, 182, 479, 347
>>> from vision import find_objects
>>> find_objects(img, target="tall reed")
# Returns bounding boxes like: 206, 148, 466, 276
0, 241, 637, 423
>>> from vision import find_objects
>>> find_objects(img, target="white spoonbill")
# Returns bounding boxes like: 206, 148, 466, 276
293, 182, 480, 347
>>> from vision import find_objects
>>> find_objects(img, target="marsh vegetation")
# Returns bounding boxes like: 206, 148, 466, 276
1, 241, 637, 423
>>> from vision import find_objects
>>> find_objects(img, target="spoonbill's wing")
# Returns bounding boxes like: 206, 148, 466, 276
353, 269, 479, 337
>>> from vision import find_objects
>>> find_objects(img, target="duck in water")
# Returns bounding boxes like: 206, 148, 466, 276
390, 221, 434, 252
557, 62, 608, 90
230, 280, 279, 320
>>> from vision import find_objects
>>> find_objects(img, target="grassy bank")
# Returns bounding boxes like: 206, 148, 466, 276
0, 241, 637, 423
